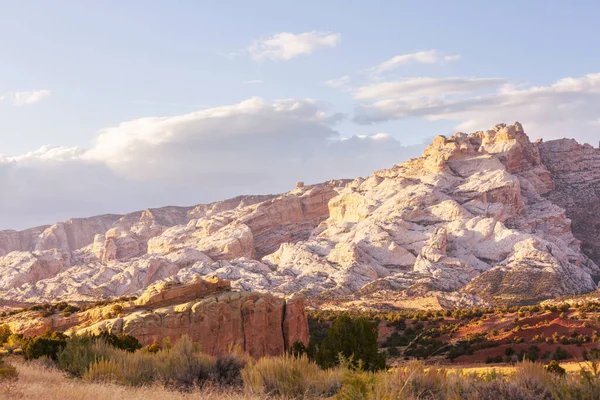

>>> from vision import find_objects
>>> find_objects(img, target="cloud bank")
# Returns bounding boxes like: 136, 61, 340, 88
354, 73, 600, 144
0, 97, 424, 230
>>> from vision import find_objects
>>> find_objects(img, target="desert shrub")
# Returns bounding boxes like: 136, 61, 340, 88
57, 334, 107, 376
242, 355, 341, 398
316, 315, 385, 371
545, 360, 566, 375
83, 357, 123, 383
511, 360, 554, 399
485, 355, 503, 364
114, 347, 157, 386
288, 341, 307, 357
143, 339, 162, 354
2, 334, 23, 354
553, 346, 571, 361
97, 331, 141, 352
0, 325, 11, 345
0, 357, 18, 382
387, 346, 400, 357
513, 335, 525, 344
152, 335, 215, 389
524, 346, 540, 362
22, 331, 68, 361
532, 334, 544, 343
215, 353, 247, 386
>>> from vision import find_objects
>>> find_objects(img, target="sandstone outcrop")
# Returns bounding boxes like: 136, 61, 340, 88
0, 123, 599, 308
3, 278, 310, 358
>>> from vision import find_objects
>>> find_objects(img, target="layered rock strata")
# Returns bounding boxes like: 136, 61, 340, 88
0, 123, 599, 308
2, 278, 309, 358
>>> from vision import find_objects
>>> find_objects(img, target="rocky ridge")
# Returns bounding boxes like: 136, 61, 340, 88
0, 123, 599, 308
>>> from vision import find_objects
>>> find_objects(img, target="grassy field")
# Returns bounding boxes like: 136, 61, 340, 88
1, 357, 265, 400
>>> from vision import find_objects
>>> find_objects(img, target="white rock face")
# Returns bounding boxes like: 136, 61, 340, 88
1, 123, 599, 308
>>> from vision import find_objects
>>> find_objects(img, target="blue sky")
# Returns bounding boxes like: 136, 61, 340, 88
1, 1, 600, 229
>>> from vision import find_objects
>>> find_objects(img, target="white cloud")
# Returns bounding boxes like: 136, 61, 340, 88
248, 31, 341, 61
369, 50, 461, 75
444, 54, 461, 62
5, 90, 52, 106
354, 77, 507, 100
323, 75, 351, 88
0, 97, 424, 230
242, 80, 264, 85
354, 73, 600, 144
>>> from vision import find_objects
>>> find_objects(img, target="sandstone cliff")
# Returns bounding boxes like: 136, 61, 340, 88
3, 277, 309, 358
0, 123, 598, 308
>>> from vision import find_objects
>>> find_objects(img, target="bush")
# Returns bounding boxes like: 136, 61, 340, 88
97, 331, 141, 352
545, 360, 566, 376
242, 355, 341, 398
553, 346, 571, 361
524, 346, 540, 362
215, 353, 247, 386
485, 355, 503, 364
83, 357, 123, 383
57, 334, 103, 376
0, 325, 11, 345
23, 331, 68, 361
316, 315, 385, 371
387, 346, 400, 357
289, 341, 307, 357
0, 357, 18, 382
143, 340, 161, 354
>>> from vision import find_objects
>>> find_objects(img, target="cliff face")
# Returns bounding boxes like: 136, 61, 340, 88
3, 278, 309, 358
538, 139, 600, 271
0, 123, 598, 308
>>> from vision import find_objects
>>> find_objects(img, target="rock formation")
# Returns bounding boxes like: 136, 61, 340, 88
2, 277, 309, 358
0, 123, 599, 308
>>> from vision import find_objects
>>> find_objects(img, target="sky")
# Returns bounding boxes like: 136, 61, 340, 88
1, 0, 600, 230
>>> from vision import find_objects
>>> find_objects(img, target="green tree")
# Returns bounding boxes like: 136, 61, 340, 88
316, 315, 385, 371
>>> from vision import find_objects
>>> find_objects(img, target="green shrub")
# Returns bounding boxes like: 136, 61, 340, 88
23, 331, 68, 361
524, 345, 540, 362
97, 331, 141, 352
553, 346, 571, 361
289, 341, 307, 357
57, 334, 105, 376
387, 346, 400, 357
316, 315, 385, 371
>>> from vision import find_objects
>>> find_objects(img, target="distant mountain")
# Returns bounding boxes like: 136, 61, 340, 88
1, 122, 599, 309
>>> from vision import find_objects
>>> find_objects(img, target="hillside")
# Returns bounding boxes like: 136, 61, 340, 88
1, 122, 599, 309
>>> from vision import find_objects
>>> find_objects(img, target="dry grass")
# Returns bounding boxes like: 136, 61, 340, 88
1, 358, 267, 400
242, 355, 341, 398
